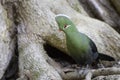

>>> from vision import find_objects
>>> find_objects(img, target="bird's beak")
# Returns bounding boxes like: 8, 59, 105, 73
59, 28, 63, 32
59, 29, 62, 32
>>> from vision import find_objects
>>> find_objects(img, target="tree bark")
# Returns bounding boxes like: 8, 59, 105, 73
79, 0, 120, 33
17, 30, 62, 80
0, 0, 120, 80
0, 3, 16, 79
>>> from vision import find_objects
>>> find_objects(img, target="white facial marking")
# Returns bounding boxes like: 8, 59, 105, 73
55, 14, 71, 19
64, 25, 71, 29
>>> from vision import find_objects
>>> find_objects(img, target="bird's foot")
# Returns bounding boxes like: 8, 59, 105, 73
79, 66, 92, 79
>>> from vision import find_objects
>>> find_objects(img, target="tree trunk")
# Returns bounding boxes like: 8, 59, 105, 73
0, 0, 120, 80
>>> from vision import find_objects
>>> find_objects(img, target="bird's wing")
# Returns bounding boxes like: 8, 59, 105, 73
88, 37, 99, 59
81, 33, 98, 53
89, 39, 98, 53
81, 33, 98, 60
86, 34, 115, 61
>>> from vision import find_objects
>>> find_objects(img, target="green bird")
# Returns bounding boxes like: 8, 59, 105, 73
55, 14, 115, 65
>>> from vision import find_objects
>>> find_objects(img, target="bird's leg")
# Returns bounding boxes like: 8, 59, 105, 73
78, 65, 92, 80
81, 64, 92, 69
86, 64, 91, 69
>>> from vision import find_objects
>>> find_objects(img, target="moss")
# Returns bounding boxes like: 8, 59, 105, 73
30, 71, 41, 80
28, 61, 44, 79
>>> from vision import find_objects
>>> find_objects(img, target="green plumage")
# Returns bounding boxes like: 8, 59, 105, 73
55, 14, 114, 65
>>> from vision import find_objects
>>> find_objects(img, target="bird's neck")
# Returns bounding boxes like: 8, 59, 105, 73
64, 27, 79, 36
65, 31, 80, 42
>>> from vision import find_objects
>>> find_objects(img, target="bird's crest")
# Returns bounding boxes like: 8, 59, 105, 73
55, 14, 71, 19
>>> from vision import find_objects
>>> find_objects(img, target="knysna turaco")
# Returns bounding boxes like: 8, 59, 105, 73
55, 14, 115, 65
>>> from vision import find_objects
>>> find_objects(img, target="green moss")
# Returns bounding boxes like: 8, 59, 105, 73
32, 71, 41, 79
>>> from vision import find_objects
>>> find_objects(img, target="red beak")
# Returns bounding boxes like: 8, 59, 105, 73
59, 29, 62, 32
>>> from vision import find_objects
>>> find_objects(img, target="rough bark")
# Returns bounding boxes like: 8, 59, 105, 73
110, 0, 120, 15
0, 3, 16, 79
0, 0, 120, 80
17, 0, 120, 58
17, 29, 62, 80
79, 0, 120, 33
16, 0, 120, 79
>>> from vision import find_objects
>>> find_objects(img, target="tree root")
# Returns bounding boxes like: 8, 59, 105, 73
61, 67, 120, 80
48, 58, 120, 80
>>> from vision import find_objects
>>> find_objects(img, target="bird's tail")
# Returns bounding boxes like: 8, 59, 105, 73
97, 53, 115, 61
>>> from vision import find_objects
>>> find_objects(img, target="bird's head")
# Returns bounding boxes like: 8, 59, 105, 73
55, 14, 76, 33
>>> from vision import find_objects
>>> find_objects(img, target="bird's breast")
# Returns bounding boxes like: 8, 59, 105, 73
66, 33, 90, 55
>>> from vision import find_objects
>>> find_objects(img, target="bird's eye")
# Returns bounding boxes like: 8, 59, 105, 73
64, 25, 71, 29
64, 24, 67, 28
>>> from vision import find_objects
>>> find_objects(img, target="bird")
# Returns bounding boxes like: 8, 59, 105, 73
55, 14, 115, 65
